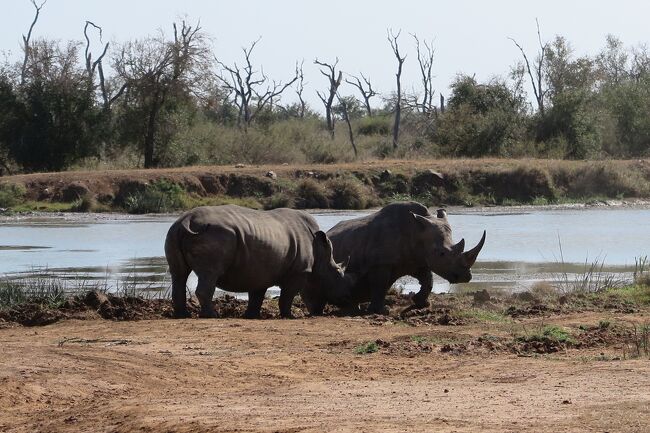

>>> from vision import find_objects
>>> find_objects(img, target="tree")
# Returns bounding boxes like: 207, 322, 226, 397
113, 21, 210, 168
12, 39, 103, 171
336, 94, 358, 157
436, 75, 527, 156
20, 0, 46, 86
314, 58, 343, 138
216, 38, 298, 127
388, 29, 406, 149
345, 73, 377, 117
412, 33, 435, 116
509, 19, 548, 115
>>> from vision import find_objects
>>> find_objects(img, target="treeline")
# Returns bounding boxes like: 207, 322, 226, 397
1, 2, 650, 175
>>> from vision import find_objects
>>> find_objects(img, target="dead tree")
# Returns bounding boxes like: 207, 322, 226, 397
216, 38, 298, 127
314, 58, 343, 138
336, 94, 358, 157
509, 19, 548, 115
388, 29, 406, 149
345, 73, 376, 117
412, 34, 435, 116
295, 60, 307, 118
21, 0, 47, 86
83, 21, 125, 110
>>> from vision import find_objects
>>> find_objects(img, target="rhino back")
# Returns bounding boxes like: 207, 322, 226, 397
327, 202, 431, 272
181, 205, 317, 291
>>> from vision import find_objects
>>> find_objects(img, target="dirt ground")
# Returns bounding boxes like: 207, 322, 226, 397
2, 311, 649, 433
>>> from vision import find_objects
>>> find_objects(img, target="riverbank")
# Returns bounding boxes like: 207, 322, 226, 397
1, 288, 650, 432
1, 158, 649, 213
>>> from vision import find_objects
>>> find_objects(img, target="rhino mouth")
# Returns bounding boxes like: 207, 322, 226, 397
446, 272, 472, 284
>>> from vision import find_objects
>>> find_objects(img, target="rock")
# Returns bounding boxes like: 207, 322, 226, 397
411, 169, 445, 196
265, 171, 277, 180
234, 163, 246, 168
472, 289, 491, 304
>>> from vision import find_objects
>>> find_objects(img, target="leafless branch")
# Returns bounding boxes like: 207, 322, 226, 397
345, 72, 376, 116
314, 57, 343, 138
21, 0, 47, 86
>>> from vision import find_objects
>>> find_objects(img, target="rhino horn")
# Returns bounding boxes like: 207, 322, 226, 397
452, 238, 465, 254
463, 230, 486, 267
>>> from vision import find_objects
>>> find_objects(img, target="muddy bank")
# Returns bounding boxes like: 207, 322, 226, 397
1, 158, 650, 212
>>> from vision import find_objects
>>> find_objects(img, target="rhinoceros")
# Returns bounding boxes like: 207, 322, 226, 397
165, 205, 353, 318
324, 201, 486, 314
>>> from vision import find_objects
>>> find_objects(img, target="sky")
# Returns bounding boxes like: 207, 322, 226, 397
4, 0, 650, 109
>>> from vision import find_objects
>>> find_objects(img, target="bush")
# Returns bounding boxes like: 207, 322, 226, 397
357, 116, 391, 135
294, 179, 329, 209
327, 177, 367, 209
0, 183, 26, 208
124, 179, 186, 214
263, 192, 294, 210
71, 193, 97, 212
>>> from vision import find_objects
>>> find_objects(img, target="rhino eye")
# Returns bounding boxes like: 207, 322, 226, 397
439, 251, 445, 257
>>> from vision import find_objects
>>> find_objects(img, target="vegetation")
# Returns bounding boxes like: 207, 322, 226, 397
0, 4, 649, 178
354, 341, 380, 354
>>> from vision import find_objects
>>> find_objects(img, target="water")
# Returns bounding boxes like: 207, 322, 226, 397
0, 207, 648, 296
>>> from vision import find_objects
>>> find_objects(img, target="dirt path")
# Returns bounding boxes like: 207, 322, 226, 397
2, 315, 649, 433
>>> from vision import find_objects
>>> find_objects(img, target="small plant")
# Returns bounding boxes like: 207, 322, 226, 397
0, 183, 26, 208
354, 341, 379, 354
71, 193, 97, 212
634, 256, 649, 287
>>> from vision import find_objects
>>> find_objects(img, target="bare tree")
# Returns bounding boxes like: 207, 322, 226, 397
216, 38, 298, 127
412, 33, 435, 116
113, 20, 210, 168
509, 19, 548, 115
295, 60, 307, 118
388, 29, 406, 149
83, 21, 125, 110
314, 58, 343, 138
21, 0, 47, 86
336, 94, 358, 157
345, 73, 377, 117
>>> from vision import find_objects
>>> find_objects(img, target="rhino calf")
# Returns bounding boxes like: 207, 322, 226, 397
165, 205, 352, 318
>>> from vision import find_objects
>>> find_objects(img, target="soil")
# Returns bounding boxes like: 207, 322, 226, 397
2, 158, 650, 211
2, 293, 650, 432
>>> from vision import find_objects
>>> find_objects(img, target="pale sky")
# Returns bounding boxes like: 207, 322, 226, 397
4, 0, 650, 109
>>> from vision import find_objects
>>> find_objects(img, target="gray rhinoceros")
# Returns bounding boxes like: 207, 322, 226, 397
324, 201, 486, 314
165, 205, 353, 318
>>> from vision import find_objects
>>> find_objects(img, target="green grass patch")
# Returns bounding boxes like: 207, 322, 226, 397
458, 308, 512, 323
123, 180, 187, 214
12, 201, 76, 212
607, 285, 650, 304
354, 341, 379, 354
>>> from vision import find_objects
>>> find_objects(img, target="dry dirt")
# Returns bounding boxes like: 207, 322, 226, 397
2, 312, 650, 433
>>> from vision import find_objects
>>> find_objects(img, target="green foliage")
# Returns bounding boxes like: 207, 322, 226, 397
326, 177, 368, 209
357, 115, 391, 135
0, 183, 26, 208
436, 75, 527, 157
294, 179, 329, 209
124, 180, 186, 214
354, 341, 379, 354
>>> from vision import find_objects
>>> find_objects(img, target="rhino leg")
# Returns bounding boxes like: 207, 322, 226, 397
278, 288, 298, 319
195, 273, 219, 318
367, 267, 392, 315
244, 289, 267, 319
412, 268, 433, 308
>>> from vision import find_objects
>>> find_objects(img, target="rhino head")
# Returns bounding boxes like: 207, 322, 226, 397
304, 230, 355, 312
411, 209, 486, 284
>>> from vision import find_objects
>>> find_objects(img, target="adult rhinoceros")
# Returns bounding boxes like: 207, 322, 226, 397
165, 205, 353, 319
325, 201, 486, 314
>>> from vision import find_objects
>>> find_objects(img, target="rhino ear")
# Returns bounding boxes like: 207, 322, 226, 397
436, 209, 447, 219
313, 230, 333, 257
411, 212, 431, 229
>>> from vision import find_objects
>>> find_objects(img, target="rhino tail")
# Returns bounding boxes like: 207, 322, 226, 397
180, 214, 199, 235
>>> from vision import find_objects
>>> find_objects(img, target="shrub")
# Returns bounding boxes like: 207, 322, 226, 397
294, 179, 329, 209
124, 179, 186, 214
263, 192, 294, 210
326, 177, 367, 209
71, 193, 97, 212
357, 115, 391, 135
0, 183, 26, 208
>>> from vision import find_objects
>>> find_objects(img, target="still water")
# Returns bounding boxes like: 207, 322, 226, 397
1, 207, 649, 295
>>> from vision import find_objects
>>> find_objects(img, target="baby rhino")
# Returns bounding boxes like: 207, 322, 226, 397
165, 205, 352, 318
